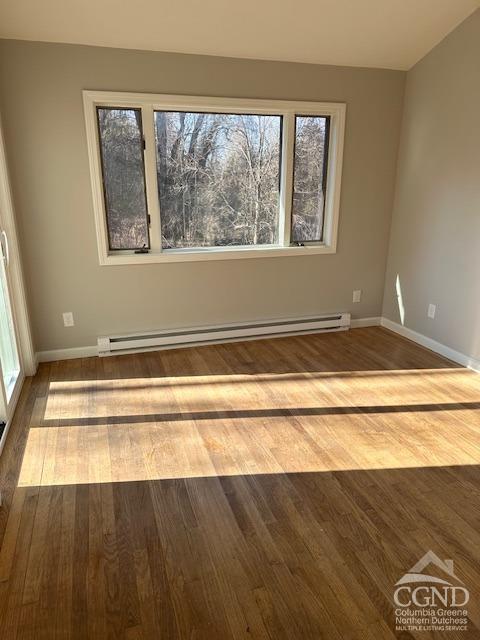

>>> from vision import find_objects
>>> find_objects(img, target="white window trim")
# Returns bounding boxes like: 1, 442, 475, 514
83, 90, 346, 266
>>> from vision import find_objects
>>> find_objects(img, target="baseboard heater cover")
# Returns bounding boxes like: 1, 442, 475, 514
97, 312, 351, 356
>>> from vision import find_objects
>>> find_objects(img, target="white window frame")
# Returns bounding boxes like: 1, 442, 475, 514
83, 90, 346, 265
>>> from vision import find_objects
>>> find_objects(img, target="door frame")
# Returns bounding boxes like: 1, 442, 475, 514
0, 112, 35, 454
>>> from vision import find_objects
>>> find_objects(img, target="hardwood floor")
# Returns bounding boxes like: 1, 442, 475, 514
1, 326, 480, 639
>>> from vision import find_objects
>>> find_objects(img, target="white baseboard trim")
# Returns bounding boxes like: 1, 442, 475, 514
36, 345, 98, 363
350, 316, 381, 328
35, 316, 380, 363
34, 316, 480, 374
380, 317, 480, 373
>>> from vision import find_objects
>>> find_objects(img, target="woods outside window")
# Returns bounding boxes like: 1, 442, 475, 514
84, 91, 346, 265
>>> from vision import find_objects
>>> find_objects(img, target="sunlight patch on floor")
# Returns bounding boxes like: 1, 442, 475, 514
18, 363, 480, 487
17, 406, 480, 487
44, 368, 475, 421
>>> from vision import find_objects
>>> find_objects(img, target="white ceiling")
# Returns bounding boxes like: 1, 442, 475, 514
1, 0, 479, 70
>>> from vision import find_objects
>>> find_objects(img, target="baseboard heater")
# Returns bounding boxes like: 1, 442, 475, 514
97, 312, 351, 357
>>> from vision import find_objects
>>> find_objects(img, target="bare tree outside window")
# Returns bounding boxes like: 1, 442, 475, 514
155, 112, 282, 249
292, 116, 330, 243
97, 108, 149, 250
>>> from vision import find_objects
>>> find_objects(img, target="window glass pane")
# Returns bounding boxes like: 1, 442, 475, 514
155, 112, 282, 249
97, 108, 149, 250
292, 115, 330, 243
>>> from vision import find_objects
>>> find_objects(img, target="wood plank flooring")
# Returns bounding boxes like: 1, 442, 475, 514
1, 327, 480, 638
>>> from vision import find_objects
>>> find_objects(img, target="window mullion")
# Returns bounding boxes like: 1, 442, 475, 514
141, 105, 162, 252
279, 111, 294, 247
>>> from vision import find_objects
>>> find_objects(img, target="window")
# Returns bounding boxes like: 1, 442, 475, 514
97, 108, 149, 250
292, 116, 330, 244
155, 112, 282, 249
84, 92, 346, 265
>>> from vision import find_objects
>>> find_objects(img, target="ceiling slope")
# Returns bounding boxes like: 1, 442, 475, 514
0, 0, 479, 70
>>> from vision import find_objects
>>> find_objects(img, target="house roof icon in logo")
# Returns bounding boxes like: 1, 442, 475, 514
396, 551, 463, 586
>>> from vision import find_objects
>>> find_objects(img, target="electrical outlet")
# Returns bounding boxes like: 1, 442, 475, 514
63, 312, 74, 327
428, 304, 436, 319
352, 290, 362, 303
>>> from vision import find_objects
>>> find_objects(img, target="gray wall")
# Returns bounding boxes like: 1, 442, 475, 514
383, 9, 480, 360
0, 40, 405, 352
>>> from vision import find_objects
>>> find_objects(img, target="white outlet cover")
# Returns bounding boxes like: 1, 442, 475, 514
428, 304, 436, 319
353, 290, 362, 303
63, 312, 74, 327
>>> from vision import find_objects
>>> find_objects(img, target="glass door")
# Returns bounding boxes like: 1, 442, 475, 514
0, 225, 22, 443
0, 115, 28, 453
0, 229, 20, 402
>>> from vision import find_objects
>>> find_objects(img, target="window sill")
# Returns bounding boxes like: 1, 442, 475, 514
99, 243, 337, 265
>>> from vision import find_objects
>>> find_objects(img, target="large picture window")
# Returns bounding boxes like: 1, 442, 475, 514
84, 92, 346, 264
155, 112, 282, 249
